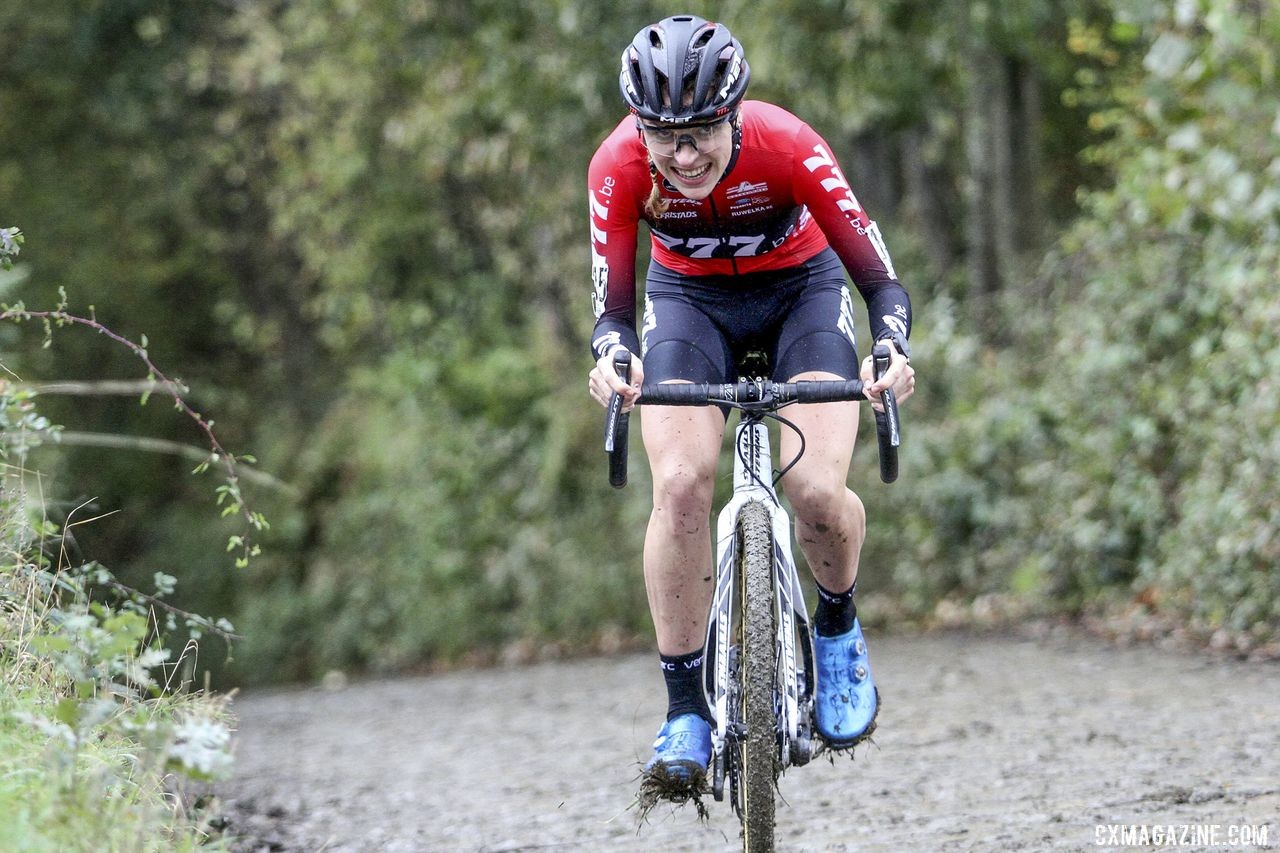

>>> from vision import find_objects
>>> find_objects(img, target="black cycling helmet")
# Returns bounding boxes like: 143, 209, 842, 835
619, 15, 750, 124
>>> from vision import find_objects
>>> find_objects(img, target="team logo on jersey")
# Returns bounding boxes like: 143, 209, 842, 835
881, 314, 908, 338
881, 303, 908, 337
726, 180, 768, 199
660, 197, 700, 217
802, 144, 864, 216
589, 188, 610, 222
589, 182, 613, 251
591, 249, 608, 318
865, 221, 898, 280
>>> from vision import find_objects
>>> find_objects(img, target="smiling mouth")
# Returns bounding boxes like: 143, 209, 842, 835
673, 164, 712, 182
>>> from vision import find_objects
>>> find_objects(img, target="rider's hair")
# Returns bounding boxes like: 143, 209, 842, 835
644, 159, 670, 218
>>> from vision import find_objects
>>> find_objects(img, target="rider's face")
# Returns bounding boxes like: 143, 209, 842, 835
643, 117, 736, 200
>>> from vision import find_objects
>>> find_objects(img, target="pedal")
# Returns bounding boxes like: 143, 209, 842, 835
789, 734, 814, 766
790, 699, 816, 766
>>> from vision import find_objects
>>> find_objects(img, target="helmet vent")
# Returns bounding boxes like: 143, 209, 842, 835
620, 15, 750, 123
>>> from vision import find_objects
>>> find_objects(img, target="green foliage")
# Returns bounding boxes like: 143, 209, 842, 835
0, 384, 55, 462
3, 0, 1276, 688
874, 0, 1279, 641
0, 707, 225, 853
231, 344, 651, 680
0, 227, 21, 270
1, 391, 231, 849
855, 298, 1059, 611
1032, 0, 1280, 633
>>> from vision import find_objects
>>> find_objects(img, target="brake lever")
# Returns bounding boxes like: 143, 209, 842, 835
605, 350, 632, 488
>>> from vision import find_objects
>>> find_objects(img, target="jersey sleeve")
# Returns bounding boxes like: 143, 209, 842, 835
587, 143, 642, 360
791, 123, 912, 345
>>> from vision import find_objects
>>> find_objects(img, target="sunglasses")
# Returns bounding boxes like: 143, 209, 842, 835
639, 114, 735, 156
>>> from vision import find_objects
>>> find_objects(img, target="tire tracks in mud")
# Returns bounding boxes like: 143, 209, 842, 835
218, 632, 1279, 852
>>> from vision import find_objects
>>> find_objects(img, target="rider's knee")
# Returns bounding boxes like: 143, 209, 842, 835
652, 465, 715, 523
787, 476, 863, 528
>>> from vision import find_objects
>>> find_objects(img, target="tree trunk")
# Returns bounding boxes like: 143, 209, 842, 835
849, 131, 900, 221
900, 126, 954, 278
1013, 57, 1046, 255
964, 47, 1002, 327
990, 56, 1018, 291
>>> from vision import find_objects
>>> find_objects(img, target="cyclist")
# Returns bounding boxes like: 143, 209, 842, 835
586, 15, 916, 783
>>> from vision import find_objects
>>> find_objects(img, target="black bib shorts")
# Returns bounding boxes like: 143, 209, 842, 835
641, 247, 859, 386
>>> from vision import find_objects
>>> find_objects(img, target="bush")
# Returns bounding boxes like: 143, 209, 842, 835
863, 2, 1280, 643
228, 345, 653, 681
1, 321, 234, 850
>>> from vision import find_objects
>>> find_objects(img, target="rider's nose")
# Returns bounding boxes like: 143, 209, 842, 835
673, 142, 701, 167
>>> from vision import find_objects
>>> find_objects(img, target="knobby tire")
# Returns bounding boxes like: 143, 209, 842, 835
737, 500, 776, 853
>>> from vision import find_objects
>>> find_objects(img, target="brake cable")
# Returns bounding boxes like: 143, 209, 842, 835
720, 397, 807, 499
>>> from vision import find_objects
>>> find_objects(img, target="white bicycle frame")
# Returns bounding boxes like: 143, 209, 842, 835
703, 417, 815, 777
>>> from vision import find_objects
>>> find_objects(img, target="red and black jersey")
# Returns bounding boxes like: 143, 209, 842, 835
588, 100, 911, 359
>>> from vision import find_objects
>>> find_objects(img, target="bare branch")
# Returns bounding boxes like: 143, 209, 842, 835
19, 379, 188, 398
0, 305, 271, 564
41, 431, 298, 497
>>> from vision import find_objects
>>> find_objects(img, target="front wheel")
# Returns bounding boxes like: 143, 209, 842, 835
737, 500, 776, 853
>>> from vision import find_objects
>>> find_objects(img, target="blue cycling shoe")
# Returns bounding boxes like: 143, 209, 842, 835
644, 713, 712, 782
814, 618, 879, 747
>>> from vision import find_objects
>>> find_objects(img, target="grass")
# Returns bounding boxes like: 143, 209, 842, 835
0, 688, 213, 852
1, 459, 231, 852
0, 673, 228, 852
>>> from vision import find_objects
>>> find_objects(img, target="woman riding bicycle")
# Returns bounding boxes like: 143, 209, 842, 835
586, 15, 916, 782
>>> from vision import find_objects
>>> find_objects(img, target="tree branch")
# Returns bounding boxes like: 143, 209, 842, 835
0, 302, 269, 565
38, 431, 298, 497
19, 379, 188, 398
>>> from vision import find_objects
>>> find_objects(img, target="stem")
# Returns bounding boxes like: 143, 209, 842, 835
101, 579, 242, 642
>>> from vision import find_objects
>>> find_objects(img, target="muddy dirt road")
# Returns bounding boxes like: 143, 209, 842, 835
219, 632, 1278, 851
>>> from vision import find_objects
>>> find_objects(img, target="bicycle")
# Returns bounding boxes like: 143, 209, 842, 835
604, 345, 902, 853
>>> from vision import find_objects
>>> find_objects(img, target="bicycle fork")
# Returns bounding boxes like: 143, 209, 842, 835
704, 417, 818, 803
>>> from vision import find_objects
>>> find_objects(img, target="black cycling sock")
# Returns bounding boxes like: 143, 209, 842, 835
660, 649, 712, 723
814, 580, 857, 637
